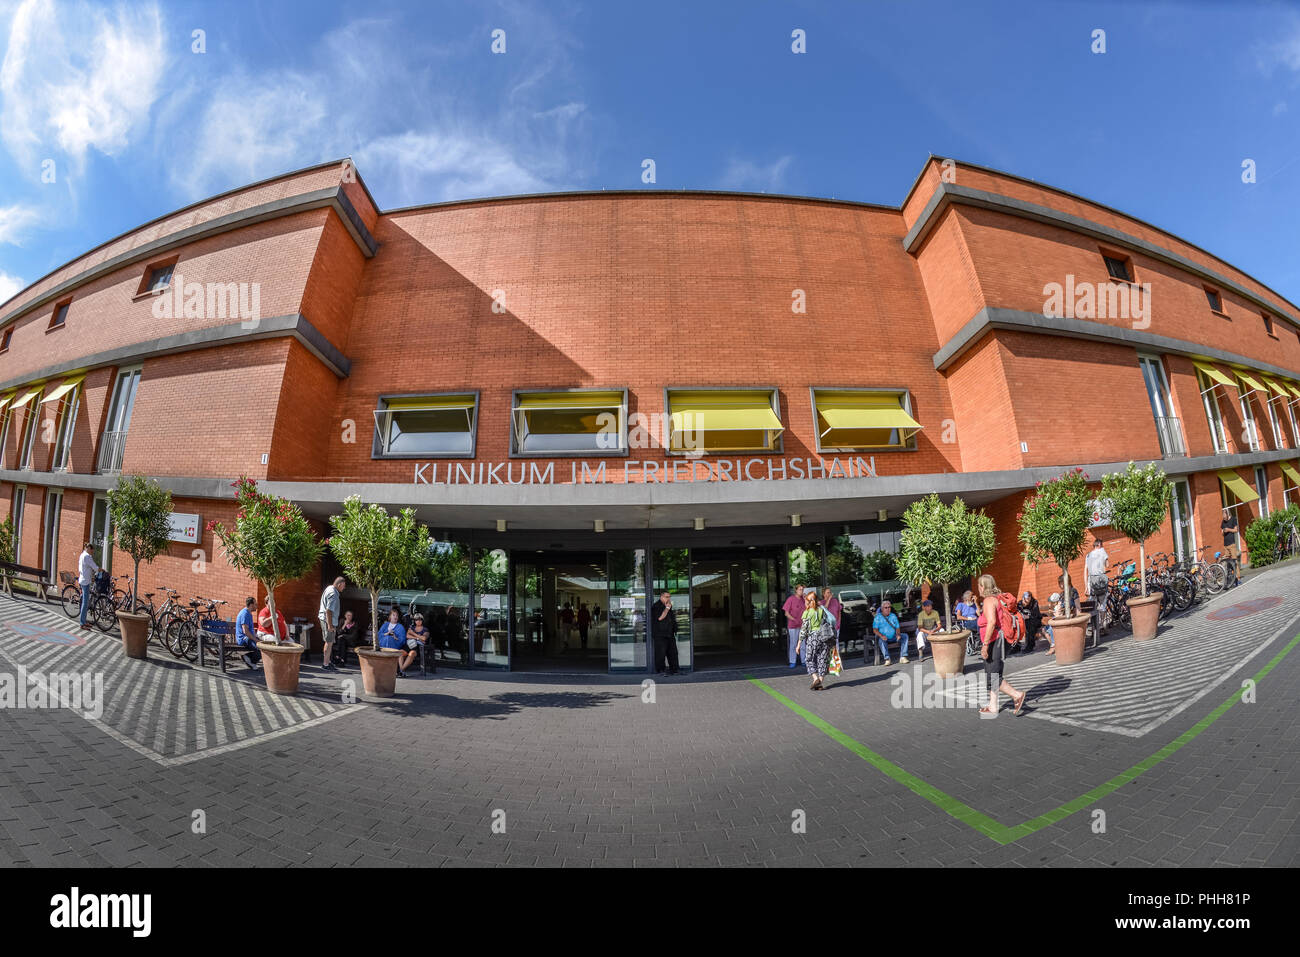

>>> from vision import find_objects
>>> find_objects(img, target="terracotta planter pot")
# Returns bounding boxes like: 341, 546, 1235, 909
1127, 592, 1162, 641
116, 610, 150, 659
357, 647, 401, 697
257, 641, 304, 695
927, 630, 968, 678
1050, 613, 1090, 664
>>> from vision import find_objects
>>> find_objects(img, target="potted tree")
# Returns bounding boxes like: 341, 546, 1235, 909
328, 496, 432, 697
896, 493, 996, 678
105, 475, 174, 659
209, 477, 323, 694
1101, 462, 1172, 641
1019, 468, 1093, 664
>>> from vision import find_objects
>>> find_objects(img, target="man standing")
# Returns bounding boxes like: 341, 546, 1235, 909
77, 541, 100, 629
319, 576, 345, 672
1221, 508, 1242, 587
651, 591, 679, 675
783, 584, 806, 668
873, 599, 906, 665
1085, 537, 1110, 636
234, 597, 261, 670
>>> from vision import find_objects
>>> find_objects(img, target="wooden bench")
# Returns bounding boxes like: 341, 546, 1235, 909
0, 561, 55, 602
197, 619, 245, 673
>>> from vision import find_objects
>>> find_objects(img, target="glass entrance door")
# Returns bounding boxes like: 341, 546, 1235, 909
689, 546, 787, 669
1170, 479, 1196, 562
510, 551, 609, 672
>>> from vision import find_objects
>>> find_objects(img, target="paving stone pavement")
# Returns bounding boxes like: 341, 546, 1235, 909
0, 566, 1296, 867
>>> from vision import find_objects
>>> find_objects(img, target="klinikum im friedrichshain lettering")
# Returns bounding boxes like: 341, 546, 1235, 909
412, 455, 878, 485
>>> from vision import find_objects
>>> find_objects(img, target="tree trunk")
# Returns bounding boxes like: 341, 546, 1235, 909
370, 588, 379, 650
1062, 565, 1072, 617
1139, 540, 1148, 598
942, 580, 953, 632
132, 557, 141, 613
266, 585, 279, 643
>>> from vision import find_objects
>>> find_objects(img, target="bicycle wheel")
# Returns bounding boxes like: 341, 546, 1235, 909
61, 585, 81, 619
1171, 575, 1195, 612
1204, 563, 1228, 594
172, 619, 198, 662
164, 617, 189, 660
92, 596, 118, 632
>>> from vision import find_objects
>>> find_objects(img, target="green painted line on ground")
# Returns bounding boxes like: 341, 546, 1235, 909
748, 631, 1300, 845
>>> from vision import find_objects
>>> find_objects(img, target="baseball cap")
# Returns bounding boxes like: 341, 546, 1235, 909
921, 599, 933, 607
1049, 592, 1061, 602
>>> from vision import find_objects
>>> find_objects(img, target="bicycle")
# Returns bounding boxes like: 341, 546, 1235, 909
90, 574, 134, 632
165, 597, 227, 662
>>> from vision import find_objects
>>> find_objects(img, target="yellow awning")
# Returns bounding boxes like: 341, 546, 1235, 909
8, 387, 42, 411
1262, 377, 1292, 399
1218, 469, 1259, 504
382, 394, 475, 412
668, 391, 783, 434
514, 391, 624, 411
816, 391, 921, 437
39, 373, 86, 405
1285, 381, 1300, 401
0, 392, 15, 413
1281, 462, 1300, 488
1236, 371, 1267, 394
1193, 361, 1236, 390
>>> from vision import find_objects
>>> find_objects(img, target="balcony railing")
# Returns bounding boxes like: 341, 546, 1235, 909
1154, 416, 1187, 457
97, 430, 128, 473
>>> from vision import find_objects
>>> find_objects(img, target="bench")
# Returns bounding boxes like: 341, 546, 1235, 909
197, 619, 245, 673
0, 561, 55, 602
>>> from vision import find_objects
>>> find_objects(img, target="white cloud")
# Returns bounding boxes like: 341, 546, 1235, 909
1258, 15, 1300, 73
0, 0, 167, 172
0, 203, 38, 244
1274, 101, 1289, 116
719, 156, 794, 192
0, 269, 23, 306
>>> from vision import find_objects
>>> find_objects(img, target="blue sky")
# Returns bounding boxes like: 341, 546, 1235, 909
2, 0, 1299, 309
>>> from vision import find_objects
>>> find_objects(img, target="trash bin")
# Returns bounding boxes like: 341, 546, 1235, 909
289, 620, 317, 660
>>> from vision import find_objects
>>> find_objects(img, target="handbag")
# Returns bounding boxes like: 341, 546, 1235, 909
828, 644, 843, 676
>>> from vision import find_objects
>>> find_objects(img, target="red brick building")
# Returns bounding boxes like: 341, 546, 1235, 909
1, 156, 1296, 671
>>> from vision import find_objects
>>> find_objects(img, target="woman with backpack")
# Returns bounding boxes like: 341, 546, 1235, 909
976, 574, 1027, 716
795, 590, 836, 691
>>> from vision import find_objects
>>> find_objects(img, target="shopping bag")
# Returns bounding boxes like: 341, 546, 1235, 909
828, 645, 843, 676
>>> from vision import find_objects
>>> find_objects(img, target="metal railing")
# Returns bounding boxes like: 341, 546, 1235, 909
1154, 416, 1187, 457
96, 430, 128, 473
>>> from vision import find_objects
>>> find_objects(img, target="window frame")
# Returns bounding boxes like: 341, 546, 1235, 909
11, 485, 25, 564
1255, 465, 1270, 517
50, 382, 81, 471
96, 366, 142, 473
1263, 313, 1276, 338
0, 327, 11, 352
371, 390, 480, 460
48, 299, 71, 331
1101, 250, 1135, 283
510, 388, 629, 458
1196, 370, 1229, 454
809, 386, 922, 453
16, 387, 43, 470
663, 386, 784, 456
134, 257, 179, 298
42, 488, 62, 583
1204, 287, 1225, 314
1236, 375, 1262, 452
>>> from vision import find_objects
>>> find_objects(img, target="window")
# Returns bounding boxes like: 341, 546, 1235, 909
1138, 356, 1185, 456
1263, 313, 1276, 337
1218, 469, 1259, 531
0, 392, 14, 468
511, 390, 627, 455
1282, 461, 1300, 508
42, 374, 84, 471
42, 490, 62, 583
144, 263, 174, 294
8, 386, 44, 470
11, 486, 24, 563
1235, 373, 1264, 451
812, 388, 922, 451
1262, 380, 1289, 449
49, 300, 70, 330
666, 388, 783, 454
1170, 479, 1196, 563
90, 495, 112, 573
1255, 465, 1271, 517
1193, 364, 1230, 453
97, 367, 141, 473
1103, 253, 1134, 282
0, 328, 11, 352
372, 393, 478, 457
1204, 288, 1223, 313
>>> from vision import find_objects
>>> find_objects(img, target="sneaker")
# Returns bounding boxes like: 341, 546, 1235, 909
882, 658, 892, 666
788, 662, 797, 669
901, 656, 909, 664
322, 662, 337, 672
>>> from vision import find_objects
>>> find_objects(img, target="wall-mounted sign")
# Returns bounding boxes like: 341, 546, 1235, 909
619, 597, 636, 609
168, 512, 200, 544
1087, 499, 1112, 529
412, 455, 878, 486
479, 594, 501, 609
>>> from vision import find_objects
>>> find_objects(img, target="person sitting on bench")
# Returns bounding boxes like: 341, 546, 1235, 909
332, 610, 363, 667
257, 603, 289, 643
399, 612, 429, 674
377, 608, 408, 676
234, 596, 261, 670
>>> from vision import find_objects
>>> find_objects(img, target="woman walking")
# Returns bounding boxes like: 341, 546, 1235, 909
796, 591, 836, 690
976, 574, 1027, 716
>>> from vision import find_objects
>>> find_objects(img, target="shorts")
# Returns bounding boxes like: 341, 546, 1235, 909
406, 638, 420, 650
1224, 542, 1240, 560
983, 635, 1005, 683
319, 620, 336, 642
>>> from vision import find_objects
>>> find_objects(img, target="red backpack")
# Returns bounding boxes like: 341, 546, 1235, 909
990, 593, 1026, 647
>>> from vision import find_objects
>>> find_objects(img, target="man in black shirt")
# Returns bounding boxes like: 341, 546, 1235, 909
1221, 508, 1241, 587
651, 591, 680, 675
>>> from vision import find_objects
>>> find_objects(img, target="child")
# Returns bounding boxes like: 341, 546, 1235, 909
1044, 592, 1060, 655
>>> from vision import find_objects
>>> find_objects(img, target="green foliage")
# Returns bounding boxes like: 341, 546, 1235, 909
861, 549, 897, 583
1101, 462, 1173, 597
896, 494, 996, 631
1019, 468, 1093, 615
825, 533, 866, 586
0, 516, 14, 567
1243, 504, 1300, 569
106, 474, 174, 610
210, 476, 324, 635
329, 495, 432, 647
